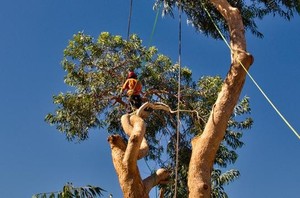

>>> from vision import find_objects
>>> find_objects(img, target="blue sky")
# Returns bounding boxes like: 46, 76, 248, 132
0, 1, 299, 198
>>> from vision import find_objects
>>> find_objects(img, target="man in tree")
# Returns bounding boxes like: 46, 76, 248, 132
46, 32, 253, 197
46, 0, 300, 194
121, 71, 143, 112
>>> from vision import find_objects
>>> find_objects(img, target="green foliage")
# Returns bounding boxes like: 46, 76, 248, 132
46, 32, 159, 140
33, 182, 105, 198
47, 32, 252, 197
154, 0, 300, 39
46, 31, 194, 141
211, 169, 240, 198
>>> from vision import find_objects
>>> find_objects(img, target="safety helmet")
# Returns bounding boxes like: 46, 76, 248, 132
127, 71, 137, 79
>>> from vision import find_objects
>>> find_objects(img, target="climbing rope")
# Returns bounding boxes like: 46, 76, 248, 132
202, 3, 300, 140
125, 3, 170, 197
174, 2, 182, 197
127, 0, 133, 40
148, 4, 161, 46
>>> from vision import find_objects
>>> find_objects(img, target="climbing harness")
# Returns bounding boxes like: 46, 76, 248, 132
121, 77, 142, 112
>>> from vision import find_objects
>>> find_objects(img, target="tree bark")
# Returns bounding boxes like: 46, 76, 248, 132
108, 113, 169, 197
188, 1, 254, 197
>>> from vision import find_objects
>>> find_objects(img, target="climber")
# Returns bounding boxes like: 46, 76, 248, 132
120, 71, 143, 111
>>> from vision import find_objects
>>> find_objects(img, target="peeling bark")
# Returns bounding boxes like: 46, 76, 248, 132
188, 0, 254, 197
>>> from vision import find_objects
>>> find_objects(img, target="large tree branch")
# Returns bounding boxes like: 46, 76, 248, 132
188, 1, 254, 197
210, 0, 254, 63
121, 114, 149, 160
109, 110, 171, 197
205, 0, 253, 151
121, 115, 146, 170
107, 135, 127, 190
211, 0, 245, 48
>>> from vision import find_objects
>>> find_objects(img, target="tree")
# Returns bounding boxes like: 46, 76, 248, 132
46, 0, 299, 197
33, 182, 105, 198
46, 32, 252, 197
154, 0, 299, 197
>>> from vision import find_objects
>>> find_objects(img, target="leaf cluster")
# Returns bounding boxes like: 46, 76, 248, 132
211, 169, 240, 198
33, 182, 105, 198
46, 32, 158, 140
154, 0, 300, 39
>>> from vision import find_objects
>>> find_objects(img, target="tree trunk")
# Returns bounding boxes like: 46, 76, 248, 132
108, 114, 169, 198
188, 1, 254, 197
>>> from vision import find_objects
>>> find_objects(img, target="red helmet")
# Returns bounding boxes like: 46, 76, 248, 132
127, 71, 137, 79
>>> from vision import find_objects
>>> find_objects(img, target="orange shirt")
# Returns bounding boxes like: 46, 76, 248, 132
122, 78, 142, 96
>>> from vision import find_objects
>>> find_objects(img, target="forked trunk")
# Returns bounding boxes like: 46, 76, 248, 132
108, 114, 169, 197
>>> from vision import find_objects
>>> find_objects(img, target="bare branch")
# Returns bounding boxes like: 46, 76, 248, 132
121, 114, 149, 160
122, 115, 146, 169
143, 168, 170, 194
